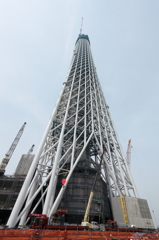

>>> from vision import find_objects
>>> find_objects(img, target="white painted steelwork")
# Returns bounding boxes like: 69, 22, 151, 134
7, 34, 138, 228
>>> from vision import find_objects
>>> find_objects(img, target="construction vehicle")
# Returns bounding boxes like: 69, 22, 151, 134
29, 214, 48, 229
0, 122, 26, 175
105, 220, 145, 232
29, 211, 85, 230
105, 220, 118, 231
81, 150, 105, 229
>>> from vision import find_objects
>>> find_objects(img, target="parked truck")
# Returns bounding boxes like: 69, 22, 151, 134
29, 213, 85, 230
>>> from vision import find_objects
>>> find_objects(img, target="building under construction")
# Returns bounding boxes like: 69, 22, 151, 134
0, 33, 157, 240
0, 151, 112, 225
0, 154, 34, 224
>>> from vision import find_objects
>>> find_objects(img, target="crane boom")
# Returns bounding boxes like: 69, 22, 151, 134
126, 139, 132, 169
27, 144, 35, 155
82, 150, 105, 228
0, 122, 26, 175
79, 17, 83, 35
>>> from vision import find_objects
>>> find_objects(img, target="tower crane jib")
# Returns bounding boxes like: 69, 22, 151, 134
126, 139, 132, 169
0, 122, 26, 175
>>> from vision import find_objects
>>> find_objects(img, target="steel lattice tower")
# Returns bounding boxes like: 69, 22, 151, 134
7, 34, 138, 228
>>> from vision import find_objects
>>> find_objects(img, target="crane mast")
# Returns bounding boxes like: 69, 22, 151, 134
79, 17, 83, 35
27, 144, 35, 155
81, 150, 105, 228
126, 139, 132, 169
0, 122, 26, 175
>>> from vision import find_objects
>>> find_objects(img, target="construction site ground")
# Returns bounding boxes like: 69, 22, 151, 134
0, 229, 159, 240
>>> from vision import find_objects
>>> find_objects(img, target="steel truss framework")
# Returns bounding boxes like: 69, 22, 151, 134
7, 34, 138, 228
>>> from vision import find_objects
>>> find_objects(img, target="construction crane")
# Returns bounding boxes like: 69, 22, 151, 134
81, 149, 105, 229
79, 17, 83, 35
27, 144, 35, 155
126, 139, 132, 169
0, 122, 26, 175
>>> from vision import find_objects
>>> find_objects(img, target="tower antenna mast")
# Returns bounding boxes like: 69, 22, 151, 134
79, 17, 83, 35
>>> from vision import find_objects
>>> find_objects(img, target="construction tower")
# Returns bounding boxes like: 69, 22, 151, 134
7, 34, 154, 229
0, 122, 26, 175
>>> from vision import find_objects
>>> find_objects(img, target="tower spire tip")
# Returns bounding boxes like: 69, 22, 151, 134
79, 17, 83, 35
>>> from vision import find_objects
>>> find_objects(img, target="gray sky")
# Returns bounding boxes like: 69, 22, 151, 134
0, 0, 159, 227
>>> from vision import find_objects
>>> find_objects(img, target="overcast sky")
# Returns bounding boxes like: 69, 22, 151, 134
0, 0, 159, 227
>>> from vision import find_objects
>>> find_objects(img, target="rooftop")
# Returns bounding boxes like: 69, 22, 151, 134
76, 34, 90, 44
